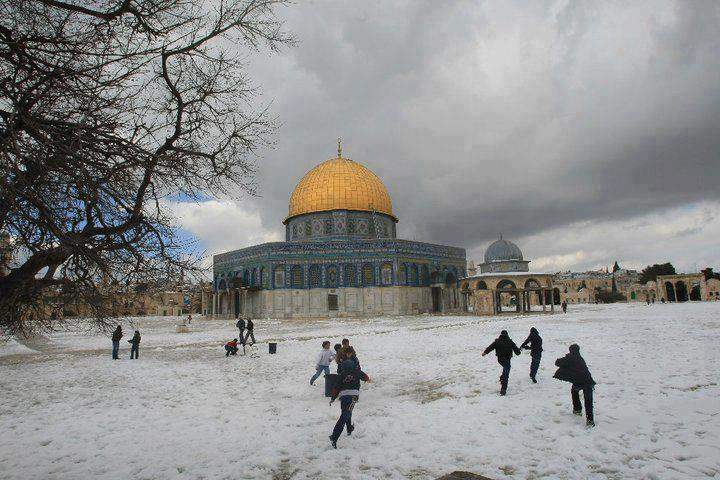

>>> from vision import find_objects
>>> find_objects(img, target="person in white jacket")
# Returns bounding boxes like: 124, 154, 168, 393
310, 341, 335, 386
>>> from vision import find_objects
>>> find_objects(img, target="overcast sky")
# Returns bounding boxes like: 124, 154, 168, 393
168, 0, 720, 274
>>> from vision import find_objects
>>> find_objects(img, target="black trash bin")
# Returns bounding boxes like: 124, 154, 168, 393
268, 342, 277, 354
324, 373, 338, 398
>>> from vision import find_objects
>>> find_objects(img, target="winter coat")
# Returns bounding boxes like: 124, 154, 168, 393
316, 349, 334, 367
520, 329, 543, 357
236, 319, 245, 330
246, 319, 254, 332
128, 332, 141, 346
554, 349, 595, 386
331, 357, 368, 400
226, 340, 238, 349
111, 328, 123, 342
483, 333, 521, 362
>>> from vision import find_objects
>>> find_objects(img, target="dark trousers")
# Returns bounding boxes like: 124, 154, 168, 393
225, 345, 238, 356
498, 359, 511, 393
112, 341, 119, 359
130, 345, 139, 359
530, 354, 541, 379
331, 395, 357, 441
571, 384, 594, 422
244, 330, 256, 345
238, 329, 245, 344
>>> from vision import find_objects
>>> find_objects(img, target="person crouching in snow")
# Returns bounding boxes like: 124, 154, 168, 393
554, 344, 596, 427
329, 347, 369, 449
520, 327, 543, 383
310, 341, 334, 386
128, 330, 141, 359
225, 339, 239, 356
482, 330, 521, 395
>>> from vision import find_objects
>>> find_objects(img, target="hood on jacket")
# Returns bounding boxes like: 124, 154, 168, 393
569, 344, 580, 354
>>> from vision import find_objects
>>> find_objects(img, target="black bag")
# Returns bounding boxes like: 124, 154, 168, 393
324, 373, 339, 398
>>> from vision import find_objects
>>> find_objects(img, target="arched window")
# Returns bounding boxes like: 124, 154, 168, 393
476, 280, 488, 290
291, 265, 304, 288
273, 266, 285, 288
398, 264, 407, 285
409, 264, 418, 285
344, 264, 357, 287
326, 266, 339, 288
420, 265, 430, 286
362, 263, 375, 286
381, 263, 393, 285
309, 265, 321, 288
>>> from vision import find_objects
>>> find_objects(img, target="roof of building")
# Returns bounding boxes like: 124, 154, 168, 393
484, 237, 524, 263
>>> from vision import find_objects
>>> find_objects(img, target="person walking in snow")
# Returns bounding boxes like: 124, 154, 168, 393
329, 347, 370, 449
340, 338, 360, 369
554, 344, 596, 427
482, 330, 521, 395
128, 330, 141, 359
520, 327, 543, 383
310, 341, 335, 386
561, 300, 568, 313
224, 339, 239, 356
236, 317, 245, 343
243, 319, 256, 345
111, 325, 123, 360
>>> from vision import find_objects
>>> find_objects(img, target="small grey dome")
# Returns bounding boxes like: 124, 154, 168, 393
484, 237, 523, 263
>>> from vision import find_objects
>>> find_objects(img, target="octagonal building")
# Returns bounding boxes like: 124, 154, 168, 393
211, 146, 466, 319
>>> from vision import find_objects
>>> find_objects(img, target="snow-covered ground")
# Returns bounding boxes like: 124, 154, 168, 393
1, 303, 719, 480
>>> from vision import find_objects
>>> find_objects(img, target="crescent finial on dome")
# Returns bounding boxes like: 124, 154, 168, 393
337, 137, 342, 158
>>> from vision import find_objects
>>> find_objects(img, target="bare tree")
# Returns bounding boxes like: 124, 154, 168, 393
0, 0, 292, 334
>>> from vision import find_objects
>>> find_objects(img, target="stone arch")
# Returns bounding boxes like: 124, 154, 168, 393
308, 264, 321, 288
445, 270, 457, 287
218, 278, 227, 290
344, 264, 357, 287
362, 263, 375, 286
291, 265, 304, 288
665, 282, 676, 302
497, 279, 517, 290
689, 284, 701, 301
476, 280, 488, 290
553, 287, 561, 305
524, 278, 541, 289
675, 281, 688, 302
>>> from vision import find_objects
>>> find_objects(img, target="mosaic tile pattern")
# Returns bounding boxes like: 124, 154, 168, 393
287, 157, 394, 220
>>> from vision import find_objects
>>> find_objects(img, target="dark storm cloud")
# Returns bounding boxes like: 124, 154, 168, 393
236, 0, 720, 259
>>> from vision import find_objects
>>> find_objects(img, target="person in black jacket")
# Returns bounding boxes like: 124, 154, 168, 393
482, 330, 521, 395
329, 347, 369, 449
244, 319, 256, 345
520, 327, 543, 383
111, 325, 122, 360
236, 317, 245, 343
554, 344, 596, 426
128, 330, 141, 359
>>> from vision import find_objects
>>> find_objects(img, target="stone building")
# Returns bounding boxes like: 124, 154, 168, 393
211, 144, 466, 319
460, 237, 556, 315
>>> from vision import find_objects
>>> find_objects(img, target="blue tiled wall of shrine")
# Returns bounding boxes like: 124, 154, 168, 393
212, 238, 466, 292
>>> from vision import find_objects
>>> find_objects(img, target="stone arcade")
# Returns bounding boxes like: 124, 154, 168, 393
211, 144, 466, 319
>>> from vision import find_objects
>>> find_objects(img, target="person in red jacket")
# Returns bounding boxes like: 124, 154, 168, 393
224, 339, 239, 356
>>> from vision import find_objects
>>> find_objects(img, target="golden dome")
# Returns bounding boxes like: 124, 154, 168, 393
286, 155, 395, 223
